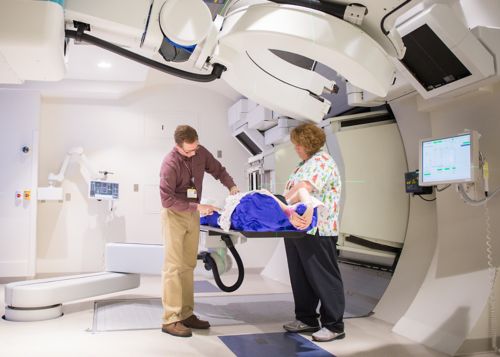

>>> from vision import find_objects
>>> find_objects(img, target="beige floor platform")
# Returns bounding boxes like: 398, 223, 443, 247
0, 273, 492, 357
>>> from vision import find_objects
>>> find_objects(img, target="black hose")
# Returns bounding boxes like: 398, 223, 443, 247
198, 234, 245, 292
65, 29, 226, 83
380, 0, 412, 35
267, 0, 346, 19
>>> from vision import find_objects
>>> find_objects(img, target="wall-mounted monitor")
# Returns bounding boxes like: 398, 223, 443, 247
89, 180, 119, 200
419, 131, 479, 186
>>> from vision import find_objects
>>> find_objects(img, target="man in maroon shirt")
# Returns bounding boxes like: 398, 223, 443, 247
159, 125, 239, 337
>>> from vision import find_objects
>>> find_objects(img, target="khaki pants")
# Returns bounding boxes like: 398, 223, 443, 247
161, 207, 200, 324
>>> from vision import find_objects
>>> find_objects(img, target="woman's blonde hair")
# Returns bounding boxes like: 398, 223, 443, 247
290, 123, 326, 157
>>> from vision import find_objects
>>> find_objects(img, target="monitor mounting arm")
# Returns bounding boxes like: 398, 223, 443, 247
48, 147, 103, 186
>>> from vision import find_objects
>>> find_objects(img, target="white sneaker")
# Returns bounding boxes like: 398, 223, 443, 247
283, 320, 320, 333
312, 327, 346, 342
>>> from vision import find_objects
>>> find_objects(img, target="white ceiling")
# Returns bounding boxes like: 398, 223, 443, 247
65, 41, 150, 82
0, 38, 240, 101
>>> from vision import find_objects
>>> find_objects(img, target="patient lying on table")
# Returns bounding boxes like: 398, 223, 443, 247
200, 188, 322, 232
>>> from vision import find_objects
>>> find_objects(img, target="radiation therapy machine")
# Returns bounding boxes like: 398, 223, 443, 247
3, 0, 499, 322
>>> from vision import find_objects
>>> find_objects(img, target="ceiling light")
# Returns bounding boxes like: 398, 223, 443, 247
97, 61, 112, 69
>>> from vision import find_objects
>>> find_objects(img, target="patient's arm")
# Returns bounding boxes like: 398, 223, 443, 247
287, 187, 313, 206
259, 188, 314, 215
246, 190, 314, 230
285, 181, 314, 204
260, 190, 289, 211
253, 190, 303, 226
286, 187, 315, 230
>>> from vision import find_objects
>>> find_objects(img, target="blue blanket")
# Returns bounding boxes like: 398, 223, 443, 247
200, 193, 317, 232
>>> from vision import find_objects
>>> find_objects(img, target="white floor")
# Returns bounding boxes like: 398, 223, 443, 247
0, 272, 484, 357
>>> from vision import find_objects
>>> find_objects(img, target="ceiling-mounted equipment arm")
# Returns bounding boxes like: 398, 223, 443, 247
65, 27, 226, 83
48, 153, 72, 184
48, 147, 100, 186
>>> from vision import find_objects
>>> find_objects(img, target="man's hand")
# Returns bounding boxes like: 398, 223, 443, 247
197, 204, 220, 216
229, 186, 240, 195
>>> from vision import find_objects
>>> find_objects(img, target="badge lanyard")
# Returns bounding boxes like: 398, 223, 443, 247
183, 159, 197, 199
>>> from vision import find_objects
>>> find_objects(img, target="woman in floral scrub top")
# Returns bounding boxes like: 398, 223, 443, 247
282, 123, 345, 343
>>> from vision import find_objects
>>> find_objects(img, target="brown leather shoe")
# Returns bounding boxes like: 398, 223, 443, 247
182, 315, 210, 329
161, 322, 192, 337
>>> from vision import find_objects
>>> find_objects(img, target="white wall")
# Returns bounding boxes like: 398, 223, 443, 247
37, 83, 279, 274
0, 89, 40, 277
390, 84, 500, 355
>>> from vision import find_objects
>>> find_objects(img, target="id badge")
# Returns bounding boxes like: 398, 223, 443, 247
187, 188, 197, 199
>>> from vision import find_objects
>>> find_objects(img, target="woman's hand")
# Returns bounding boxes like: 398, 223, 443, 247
289, 205, 314, 230
289, 211, 309, 230
301, 206, 314, 228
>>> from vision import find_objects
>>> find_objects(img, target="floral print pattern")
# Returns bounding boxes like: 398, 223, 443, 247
284, 151, 341, 236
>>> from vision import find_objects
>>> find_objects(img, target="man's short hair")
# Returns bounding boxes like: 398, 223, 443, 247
174, 125, 198, 145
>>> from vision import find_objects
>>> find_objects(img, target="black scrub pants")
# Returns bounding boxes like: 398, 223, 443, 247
284, 234, 345, 333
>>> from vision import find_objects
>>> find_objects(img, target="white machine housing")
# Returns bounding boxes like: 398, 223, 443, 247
264, 117, 301, 146
227, 98, 257, 128
229, 99, 273, 156
4, 272, 139, 321
0, 1, 65, 84
215, 3, 395, 123
232, 124, 270, 156
229, 98, 300, 151
247, 149, 276, 192
228, 97, 302, 191
4, 238, 238, 322
247, 105, 277, 131
63, 0, 153, 50
394, 3, 495, 99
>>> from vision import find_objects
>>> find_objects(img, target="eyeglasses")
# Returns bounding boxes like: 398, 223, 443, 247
180, 144, 199, 155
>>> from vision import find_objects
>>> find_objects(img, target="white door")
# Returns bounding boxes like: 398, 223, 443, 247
0, 90, 39, 277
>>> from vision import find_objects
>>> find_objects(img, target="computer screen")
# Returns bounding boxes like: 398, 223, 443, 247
419, 132, 478, 186
89, 180, 119, 200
